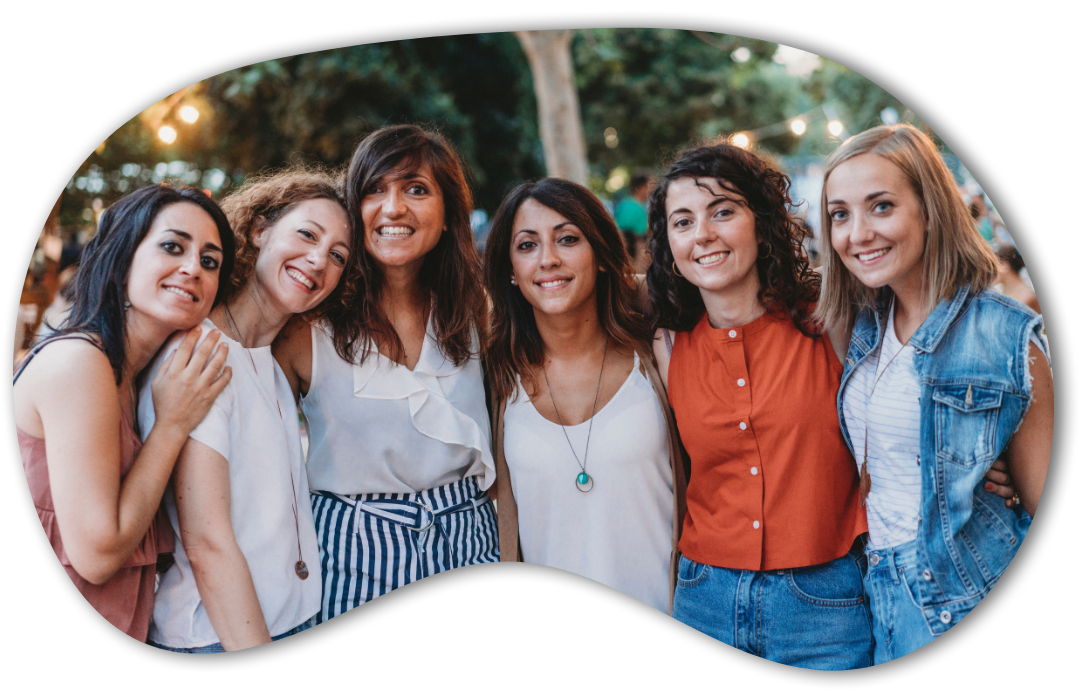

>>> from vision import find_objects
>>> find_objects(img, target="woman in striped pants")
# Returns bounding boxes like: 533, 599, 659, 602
274, 125, 498, 621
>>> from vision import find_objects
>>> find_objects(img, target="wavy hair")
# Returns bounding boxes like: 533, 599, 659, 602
814, 124, 999, 331
218, 165, 355, 333
58, 184, 235, 384
342, 124, 484, 365
646, 140, 820, 336
483, 178, 652, 406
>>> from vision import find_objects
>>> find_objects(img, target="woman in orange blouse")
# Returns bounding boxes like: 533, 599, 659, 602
645, 142, 872, 669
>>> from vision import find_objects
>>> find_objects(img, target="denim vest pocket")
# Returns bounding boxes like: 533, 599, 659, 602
933, 384, 1002, 467
676, 554, 710, 587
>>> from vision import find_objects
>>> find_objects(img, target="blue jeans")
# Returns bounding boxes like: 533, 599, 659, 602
864, 540, 937, 664
673, 542, 873, 670
147, 615, 317, 654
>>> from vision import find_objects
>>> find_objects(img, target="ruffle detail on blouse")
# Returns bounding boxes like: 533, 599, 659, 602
352, 331, 495, 491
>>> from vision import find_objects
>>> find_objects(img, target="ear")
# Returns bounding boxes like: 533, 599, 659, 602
250, 216, 270, 250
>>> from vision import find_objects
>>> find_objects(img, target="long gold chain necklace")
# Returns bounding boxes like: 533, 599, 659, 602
225, 303, 309, 580
542, 337, 609, 494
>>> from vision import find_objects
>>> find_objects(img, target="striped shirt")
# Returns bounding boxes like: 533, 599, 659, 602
842, 303, 922, 548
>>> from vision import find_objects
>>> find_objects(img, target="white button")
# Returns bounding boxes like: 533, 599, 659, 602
922, 569, 932, 581
739, 422, 747, 430
750, 467, 758, 475
752, 521, 760, 529
737, 378, 746, 387
939, 610, 952, 624
728, 330, 737, 338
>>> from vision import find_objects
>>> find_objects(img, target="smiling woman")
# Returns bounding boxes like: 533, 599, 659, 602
137, 167, 351, 653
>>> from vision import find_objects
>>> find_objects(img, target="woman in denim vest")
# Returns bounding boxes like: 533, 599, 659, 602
816, 124, 1053, 663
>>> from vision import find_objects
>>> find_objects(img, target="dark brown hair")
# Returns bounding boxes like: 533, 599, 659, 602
218, 165, 355, 328
483, 178, 651, 406
646, 140, 820, 336
342, 124, 484, 365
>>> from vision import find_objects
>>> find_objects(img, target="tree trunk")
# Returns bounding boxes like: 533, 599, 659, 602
515, 30, 589, 185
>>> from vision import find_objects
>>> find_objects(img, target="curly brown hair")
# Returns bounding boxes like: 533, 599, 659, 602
218, 165, 357, 327
646, 139, 821, 336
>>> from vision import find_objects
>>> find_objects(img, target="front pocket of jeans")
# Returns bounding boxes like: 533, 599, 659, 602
785, 557, 865, 607
933, 384, 1002, 467
676, 555, 709, 587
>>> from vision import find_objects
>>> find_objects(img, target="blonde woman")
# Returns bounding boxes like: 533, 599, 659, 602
817, 124, 1053, 663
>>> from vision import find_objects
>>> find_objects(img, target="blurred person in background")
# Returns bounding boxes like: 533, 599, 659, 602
615, 169, 655, 272
35, 265, 79, 343
995, 245, 1040, 314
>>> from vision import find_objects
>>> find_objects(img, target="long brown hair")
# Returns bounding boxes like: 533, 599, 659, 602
646, 140, 821, 336
483, 178, 651, 406
814, 124, 999, 331
341, 124, 485, 365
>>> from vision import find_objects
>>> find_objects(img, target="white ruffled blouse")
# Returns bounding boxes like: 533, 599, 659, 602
301, 318, 494, 496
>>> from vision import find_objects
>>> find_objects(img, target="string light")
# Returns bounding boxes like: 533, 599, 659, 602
179, 106, 200, 124
732, 132, 751, 149
790, 119, 807, 136
828, 120, 844, 136
158, 126, 177, 144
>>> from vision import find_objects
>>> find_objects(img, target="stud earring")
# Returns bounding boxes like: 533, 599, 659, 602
123, 301, 132, 309
510, 279, 517, 286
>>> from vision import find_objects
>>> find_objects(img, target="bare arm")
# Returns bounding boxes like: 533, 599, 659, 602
825, 317, 853, 366
29, 329, 230, 584
1004, 342, 1053, 516
174, 438, 272, 651
272, 316, 313, 404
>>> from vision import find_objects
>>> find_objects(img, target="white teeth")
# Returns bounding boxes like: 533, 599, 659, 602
287, 269, 315, 290
696, 252, 729, 265
164, 286, 194, 301
539, 280, 569, 288
378, 226, 413, 237
857, 248, 890, 262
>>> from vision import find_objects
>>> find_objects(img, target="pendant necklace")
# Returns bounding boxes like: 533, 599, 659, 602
225, 304, 309, 580
542, 337, 608, 493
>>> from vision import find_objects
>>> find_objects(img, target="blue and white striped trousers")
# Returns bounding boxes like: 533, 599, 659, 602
311, 475, 499, 621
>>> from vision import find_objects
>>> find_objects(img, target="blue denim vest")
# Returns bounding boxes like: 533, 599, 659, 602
837, 286, 1047, 635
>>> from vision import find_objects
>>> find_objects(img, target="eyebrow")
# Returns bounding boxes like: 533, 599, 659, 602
164, 229, 223, 253
513, 221, 576, 238
827, 190, 893, 206
667, 196, 740, 219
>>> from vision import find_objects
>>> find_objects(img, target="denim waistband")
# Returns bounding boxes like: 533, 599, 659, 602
865, 539, 918, 585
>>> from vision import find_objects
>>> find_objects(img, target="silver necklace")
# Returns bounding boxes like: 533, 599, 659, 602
225, 303, 309, 580
542, 337, 609, 493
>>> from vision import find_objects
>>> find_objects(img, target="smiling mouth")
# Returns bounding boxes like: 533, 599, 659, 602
537, 279, 571, 289
695, 252, 730, 266
163, 286, 197, 302
856, 248, 891, 262
287, 268, 316, 291
377, 226, 414, 239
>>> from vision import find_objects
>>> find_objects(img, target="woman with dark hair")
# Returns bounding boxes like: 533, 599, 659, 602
995, 245, 1040, 313
274, 125, 497, 621
14, 184, 234, 640
139, 167, 351, 652
645, 142, 873, 668
484, 178, 686, 613
818, 124, 1051, 663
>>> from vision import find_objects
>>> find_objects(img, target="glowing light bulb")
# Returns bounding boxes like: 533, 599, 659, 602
790, 119, 807, 136
828, 120, 844, 136
179, 106, 200, 124
732, 132, 750, 149
158, 126, 177, 144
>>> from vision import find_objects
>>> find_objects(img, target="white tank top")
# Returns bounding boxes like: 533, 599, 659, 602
301, 320, 494, 495
503, 354, 673, 612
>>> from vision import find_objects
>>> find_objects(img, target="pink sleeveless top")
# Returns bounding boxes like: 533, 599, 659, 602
16, 337, 174, 641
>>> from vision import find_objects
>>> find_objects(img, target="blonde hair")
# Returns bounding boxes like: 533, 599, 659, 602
814, 124, 998, 331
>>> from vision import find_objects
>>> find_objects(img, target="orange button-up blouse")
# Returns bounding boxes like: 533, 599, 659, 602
668, 310, 866, 571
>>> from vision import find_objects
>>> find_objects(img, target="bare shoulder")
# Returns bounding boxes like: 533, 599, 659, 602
273, 316, 312, 358
14, 336, 118, 436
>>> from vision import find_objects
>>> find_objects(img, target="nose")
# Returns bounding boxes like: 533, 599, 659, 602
384, 186, 407, 218
178, 250, 202, 277
693, 219, 718, 245
848, 212, 875, 246
540, 239, 561, 269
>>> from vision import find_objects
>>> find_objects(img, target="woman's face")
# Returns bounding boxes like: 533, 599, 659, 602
825, 153, 927, 296
360, 162, 445, 274
509, 198, 600, 320
665, 176, 760, 302
126, 201, 224, 332
251, 198, 351, 314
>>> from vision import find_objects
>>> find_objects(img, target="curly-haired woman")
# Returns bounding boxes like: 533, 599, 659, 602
273, 125, 497, 622
645, 142, 873, 669
139, 167, 352, 652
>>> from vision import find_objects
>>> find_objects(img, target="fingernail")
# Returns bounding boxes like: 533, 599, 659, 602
985, 482, 993, 490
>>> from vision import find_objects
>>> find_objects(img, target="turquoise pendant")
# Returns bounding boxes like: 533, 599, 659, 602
575, 471, 594, 493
